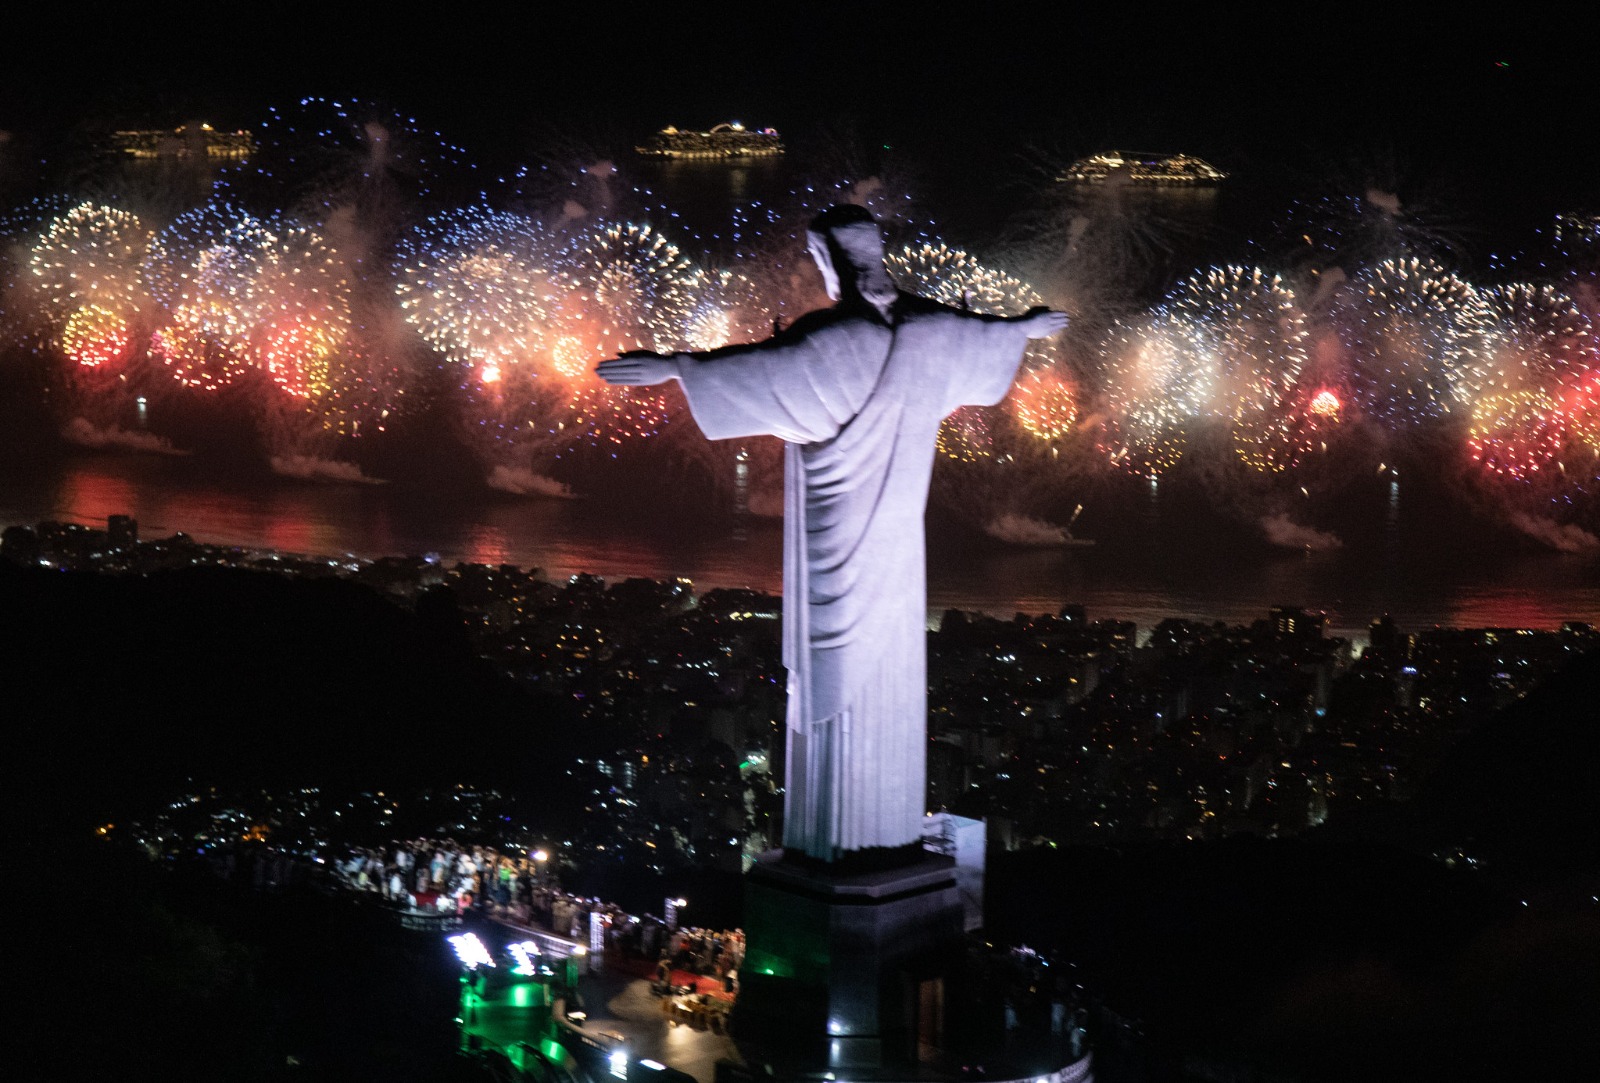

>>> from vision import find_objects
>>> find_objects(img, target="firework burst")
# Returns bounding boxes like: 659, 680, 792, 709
1478, 283, 1592, 391
537, 220, 705, 450
396, 209, 563, 389
1099, 311, 1218, 476
1467, 387, 1566, 482
683, 268, 774, 351
26, 202, 153, 373
1333, 257, 1493, 428
1565, 370, 1600, 455
153, 299, 253, 392
937, 407, 996, 462
1169, 266, 1307, 412
152, 219, 351, 397
244, 225, 351, 398
886, 240, 1043, 316
57, 303, 134, 370
1009, 354, 1080, 443
558, 219, 700, 356
148, 212, 277, 390
142, 203, 268, 308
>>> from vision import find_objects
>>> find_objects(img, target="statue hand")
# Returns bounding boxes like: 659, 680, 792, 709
1020, 308, 1069, 339
596, 352, 681, 386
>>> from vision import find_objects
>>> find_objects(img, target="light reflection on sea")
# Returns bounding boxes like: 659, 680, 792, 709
5, 452, 1600, 647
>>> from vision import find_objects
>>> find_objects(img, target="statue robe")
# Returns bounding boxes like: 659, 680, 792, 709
678, 297, 1033, 860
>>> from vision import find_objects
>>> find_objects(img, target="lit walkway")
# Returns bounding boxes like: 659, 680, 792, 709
487, 912, 742, 1083
575, 968, 744, 1083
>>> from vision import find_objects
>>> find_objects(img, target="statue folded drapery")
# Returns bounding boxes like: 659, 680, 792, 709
598, 205, 1065, 861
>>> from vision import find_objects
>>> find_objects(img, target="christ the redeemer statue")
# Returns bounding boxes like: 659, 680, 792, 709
599, 205, 1066, 862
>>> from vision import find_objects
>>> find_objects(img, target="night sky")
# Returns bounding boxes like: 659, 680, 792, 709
2, 3, 1593, 202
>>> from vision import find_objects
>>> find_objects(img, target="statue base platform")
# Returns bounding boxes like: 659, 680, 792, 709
731, 849, 965, 1071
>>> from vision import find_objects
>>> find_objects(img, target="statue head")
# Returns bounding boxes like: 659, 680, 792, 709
806, 204, 895, 313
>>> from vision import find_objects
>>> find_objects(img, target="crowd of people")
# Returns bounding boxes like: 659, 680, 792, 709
647, 926, 745, 991
328, 838, 743, 989
332, 839, 510, 913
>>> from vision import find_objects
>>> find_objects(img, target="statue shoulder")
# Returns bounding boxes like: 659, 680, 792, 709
895, 293, 1004, 326
894, 292, 948, 318
781, 306, 853, 339
778, 306, 892, 351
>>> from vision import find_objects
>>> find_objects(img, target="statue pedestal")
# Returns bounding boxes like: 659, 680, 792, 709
734, 850, 966, 1071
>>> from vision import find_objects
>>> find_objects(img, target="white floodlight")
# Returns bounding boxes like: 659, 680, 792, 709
447, 932, 495, 969
508, 942, 541, 974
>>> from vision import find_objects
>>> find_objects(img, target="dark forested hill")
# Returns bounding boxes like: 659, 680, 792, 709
1, 562, 589, 830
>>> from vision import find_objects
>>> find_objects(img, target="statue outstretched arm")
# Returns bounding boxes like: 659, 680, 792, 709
594, 329, 813, 388
933, 306, 1069, 413
597, 323, 861, 443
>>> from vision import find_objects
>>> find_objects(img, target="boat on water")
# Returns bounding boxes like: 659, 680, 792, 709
636, 121, 784, 160
1057, 150, 1225, 186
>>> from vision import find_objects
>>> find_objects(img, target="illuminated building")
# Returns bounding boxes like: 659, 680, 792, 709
109, 123, 254, 161
1058, 150, 1225, 185
1270, 606, 1326, 639
635, 122, 783, 160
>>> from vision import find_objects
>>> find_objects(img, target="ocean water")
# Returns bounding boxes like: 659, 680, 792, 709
5, 450, 1597, 646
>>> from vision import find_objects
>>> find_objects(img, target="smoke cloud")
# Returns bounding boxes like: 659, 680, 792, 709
62, 418, 187, 455
984, 513, 1071, 547
270, 456, 386, 484
1260, 514, 1343, 551
486, 465, 573, 498
1506, 512, 1600, 552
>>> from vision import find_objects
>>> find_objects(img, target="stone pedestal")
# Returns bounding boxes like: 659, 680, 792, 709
734, 850, 966, 1069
